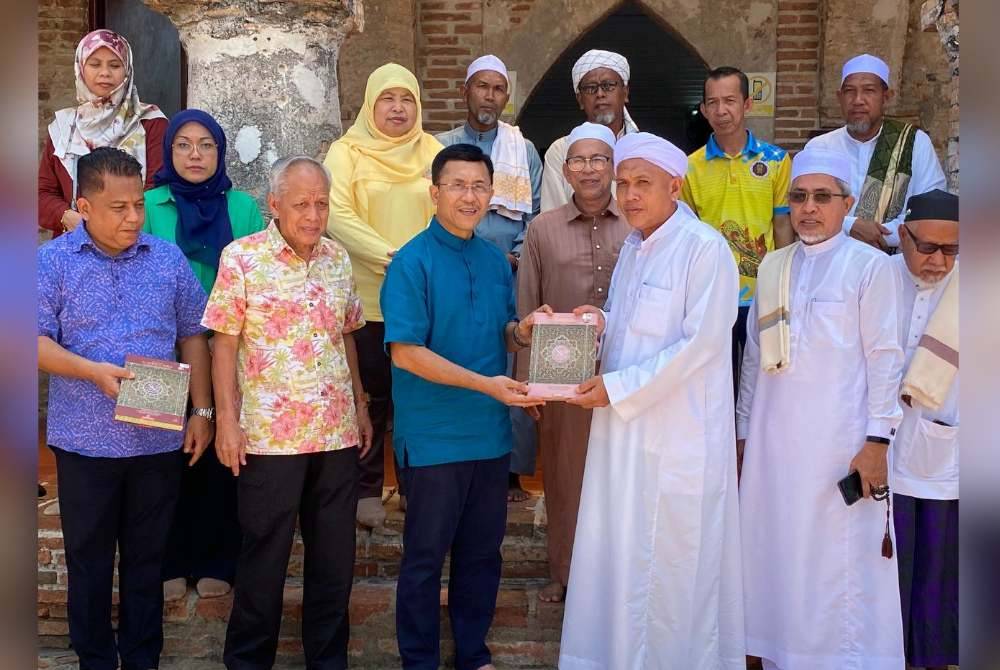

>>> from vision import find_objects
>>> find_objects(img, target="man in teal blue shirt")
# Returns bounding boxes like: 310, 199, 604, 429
436, 54, 543, 501
382, 144, 546, 670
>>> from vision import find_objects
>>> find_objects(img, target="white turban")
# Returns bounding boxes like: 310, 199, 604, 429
841, 53, 890, 86
567, 122, 616, 152
613, 132, 687, 178
466, 54, 509, 84
790, 147, 852, 184
571, 49, 630, 92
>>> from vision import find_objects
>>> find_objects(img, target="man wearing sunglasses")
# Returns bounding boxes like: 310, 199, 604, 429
737, 147, 906, 670
889, 189, 959, 670
540, 49, 639, 211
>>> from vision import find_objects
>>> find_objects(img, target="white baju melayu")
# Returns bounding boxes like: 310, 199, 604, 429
736, 232, 906, 670
804, 125, 946, 246
889, 255, 959, 500
559, 202, 745, 670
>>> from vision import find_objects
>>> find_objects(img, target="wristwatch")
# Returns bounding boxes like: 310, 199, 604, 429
190, 407, 216, 422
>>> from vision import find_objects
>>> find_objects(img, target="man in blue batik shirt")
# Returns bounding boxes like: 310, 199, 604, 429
436, 54, 543, 501
37, 148, 213, 670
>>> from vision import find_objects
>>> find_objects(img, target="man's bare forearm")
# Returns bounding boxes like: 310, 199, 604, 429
179, 332, 212, 408
38, 335, 96, 381
772, 213, 795, 248
344, 331, 365, 401
390, 342, 488, 393
211, 333, 242, 424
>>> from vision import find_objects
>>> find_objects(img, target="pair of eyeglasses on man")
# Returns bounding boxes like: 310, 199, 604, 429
904, 224, 959, 256
565, 155, 611, 172
436, 182, 492, 196
788, 189, 849, 205
577, 81, 621, 96
172, 141, 218, 155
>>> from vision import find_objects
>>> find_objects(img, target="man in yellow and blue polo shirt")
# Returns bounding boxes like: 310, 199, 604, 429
681, 66, 794, 391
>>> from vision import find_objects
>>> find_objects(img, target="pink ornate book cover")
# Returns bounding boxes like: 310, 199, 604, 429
527, 313, 598, 400
114, 354, 191, 431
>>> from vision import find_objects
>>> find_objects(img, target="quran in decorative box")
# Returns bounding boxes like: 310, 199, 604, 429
527, 312, 598, 400
114, 354, 191, 431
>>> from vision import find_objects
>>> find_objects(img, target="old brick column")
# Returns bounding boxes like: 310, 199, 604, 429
773, 0, 822, 151
143, 0, 364, 200
921, 0, 959, 191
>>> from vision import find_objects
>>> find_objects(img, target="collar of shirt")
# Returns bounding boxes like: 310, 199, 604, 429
70, 221, 150, 260
907, 264, 952, 292
463, 122, 498, 144
801, 230, 847, 257
705, 129, 762, 161
566, 195, 620, 222
624, 200, 690, 251
429, 216, 476, 251
265, 219, 332, 264
146, 184, 175, 206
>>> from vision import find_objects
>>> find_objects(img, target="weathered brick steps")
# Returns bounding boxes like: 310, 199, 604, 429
38, 492, 563, 669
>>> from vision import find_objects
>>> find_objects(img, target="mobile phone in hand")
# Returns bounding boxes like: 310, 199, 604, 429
837, 470, 864, 506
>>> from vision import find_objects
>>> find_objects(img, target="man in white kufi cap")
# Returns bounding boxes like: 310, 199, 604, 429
540, 49, 640, 211
559, 132, 745, 670
515, 121, 630, 605
805, 53, 946, 252
436, 54, 543, 503
737, 146, 906, 670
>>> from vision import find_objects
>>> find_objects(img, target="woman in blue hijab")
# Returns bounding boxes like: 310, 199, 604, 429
143, 109, 263, 602
144, 108, 264, 294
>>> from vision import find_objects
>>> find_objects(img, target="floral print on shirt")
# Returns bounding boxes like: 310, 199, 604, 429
202, 222, 365, 455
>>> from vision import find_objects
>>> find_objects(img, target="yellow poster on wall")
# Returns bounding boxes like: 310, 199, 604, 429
745, 72, 775, 117
503, 70, 519, 119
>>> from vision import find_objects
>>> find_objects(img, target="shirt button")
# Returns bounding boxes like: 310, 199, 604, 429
313, 332, 320, 338
593, 226, 598, 230
597, 287, 604, 293
597, 266, 603, 270
595, 244, 601, 249
308, 302, 315, 308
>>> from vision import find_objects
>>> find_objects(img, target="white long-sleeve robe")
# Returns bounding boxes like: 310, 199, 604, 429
804, 125, 946, 247
559, 202, 745, 670
736, 232, 905, 670
889, 255, 959, 500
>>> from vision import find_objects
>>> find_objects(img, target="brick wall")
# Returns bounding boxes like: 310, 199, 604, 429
773, 0, 822, 151
38, 0, 90, 155
416, 0, 486, 133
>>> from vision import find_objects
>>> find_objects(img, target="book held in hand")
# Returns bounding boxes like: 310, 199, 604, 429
114, 355, 191, 431
527, 312, 598, 400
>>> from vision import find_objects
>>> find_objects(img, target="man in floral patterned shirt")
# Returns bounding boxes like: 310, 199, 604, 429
202, 156, 372, 669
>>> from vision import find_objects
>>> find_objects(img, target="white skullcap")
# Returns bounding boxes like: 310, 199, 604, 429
841, 53, 890, 86
572, 49, 630, 92
466, 54, 509, 84
567, 122, 616, 152
790, 147, 852, 184
613, 132, 687, 177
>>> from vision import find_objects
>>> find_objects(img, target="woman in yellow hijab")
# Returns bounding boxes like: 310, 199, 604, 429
325, 62, 443, 527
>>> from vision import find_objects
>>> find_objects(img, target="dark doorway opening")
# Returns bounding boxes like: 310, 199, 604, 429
517, 1, 712, 157
91, 0, 186, 118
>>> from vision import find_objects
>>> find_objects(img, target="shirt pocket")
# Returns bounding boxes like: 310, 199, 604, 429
629, 283, 673, 337
899, 416, 959, 482
807, 300, 852, 348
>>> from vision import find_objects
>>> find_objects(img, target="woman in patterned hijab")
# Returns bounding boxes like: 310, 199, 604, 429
38, 29, 167, 236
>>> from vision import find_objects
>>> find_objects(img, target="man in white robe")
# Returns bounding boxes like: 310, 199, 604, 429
540, 49, 639, 211
737, 147, 906, 670
805, 54, 946, 251
560, 132, 745, 670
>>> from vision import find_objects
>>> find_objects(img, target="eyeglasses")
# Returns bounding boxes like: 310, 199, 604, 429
788, 189, 850, 205
578, 80, 621, 96
172, 141, 218, 155
903, 224, 959, 256
565, 155, 611, 172
436, 182, 492, 196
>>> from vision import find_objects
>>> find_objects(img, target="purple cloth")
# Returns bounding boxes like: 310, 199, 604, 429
893, 493, 959, 667
37, 224, 208, 458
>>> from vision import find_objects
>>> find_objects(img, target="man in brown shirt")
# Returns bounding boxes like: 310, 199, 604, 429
517, 122, 631, 603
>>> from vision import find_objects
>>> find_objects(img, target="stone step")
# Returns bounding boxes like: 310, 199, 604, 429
40, 578, 565, 669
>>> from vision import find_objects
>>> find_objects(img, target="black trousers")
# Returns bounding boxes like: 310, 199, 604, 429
162, 443, 241, 583
354, 321, 404, 498
52, 446, 184, 670
731, 304, 751, 398
396, 454, 509, 670
223, 448, 359, 670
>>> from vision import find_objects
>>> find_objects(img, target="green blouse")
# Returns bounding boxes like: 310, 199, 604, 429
143, 185, 266, 295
